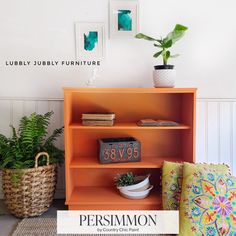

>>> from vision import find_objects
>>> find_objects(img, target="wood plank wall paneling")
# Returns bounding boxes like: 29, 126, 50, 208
0, 98, 236, 199
197, 99, 236, 175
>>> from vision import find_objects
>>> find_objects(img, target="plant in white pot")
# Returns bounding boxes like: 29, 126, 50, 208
135, 24, 188, 88
114, 172, 153, 199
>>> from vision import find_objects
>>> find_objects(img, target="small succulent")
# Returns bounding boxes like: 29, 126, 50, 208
114, 172, 136, 187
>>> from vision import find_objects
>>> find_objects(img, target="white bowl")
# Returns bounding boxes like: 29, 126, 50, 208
117, 174, 150, 191
119, 185, 153, 200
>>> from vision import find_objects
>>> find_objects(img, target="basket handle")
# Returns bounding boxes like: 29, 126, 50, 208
35, 152, 50, 168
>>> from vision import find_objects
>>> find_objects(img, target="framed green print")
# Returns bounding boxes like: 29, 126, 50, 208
109, 0, 139, 38
75, 22, 105, 59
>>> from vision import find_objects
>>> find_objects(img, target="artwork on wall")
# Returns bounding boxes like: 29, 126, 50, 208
75, 22, 105, 59
109, 0, 139, 38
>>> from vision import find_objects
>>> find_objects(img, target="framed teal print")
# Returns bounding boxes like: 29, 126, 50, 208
109, 0, 139, 39
75, 22, 105, 59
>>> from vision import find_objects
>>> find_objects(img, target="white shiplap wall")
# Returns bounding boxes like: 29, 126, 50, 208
197, 99, 236, 173
0, 97, 236, 199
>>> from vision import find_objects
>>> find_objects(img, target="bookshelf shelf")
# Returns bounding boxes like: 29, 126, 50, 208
66, 186, 161, 210
70, 156, 180, 169
69, 122, 190, 130
64, 87, 196, 210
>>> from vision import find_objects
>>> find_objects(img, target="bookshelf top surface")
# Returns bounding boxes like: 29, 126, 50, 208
63, 87, 197, 94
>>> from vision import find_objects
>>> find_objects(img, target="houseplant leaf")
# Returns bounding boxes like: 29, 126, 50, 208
153, 50, 163, 58
165, 24, 188, 44
162, 39, 173, 48
135, 33, 162, 43
154, 43, 162, 48
174, 24, 188, 31
135, 33, 157, 41
0, 111, 64, 170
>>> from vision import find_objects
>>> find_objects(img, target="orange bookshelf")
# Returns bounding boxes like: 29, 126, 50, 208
64, 87, 196, 210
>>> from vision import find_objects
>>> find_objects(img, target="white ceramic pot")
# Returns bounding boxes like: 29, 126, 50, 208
153, 67, 176, 88
117, 174, 150, 192
119, 185, 153, 200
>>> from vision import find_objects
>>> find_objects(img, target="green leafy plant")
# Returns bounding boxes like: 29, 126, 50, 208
135, 24, 188, 65
0, 111, 64, 170
114, 172, 136, 187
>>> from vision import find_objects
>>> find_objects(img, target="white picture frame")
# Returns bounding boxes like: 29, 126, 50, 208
75, 22, 105, 60
109, 0, 139, 39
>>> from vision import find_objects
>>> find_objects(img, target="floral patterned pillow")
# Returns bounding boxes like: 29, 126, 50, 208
179, 163, 234, 236
162, 162, 230, 211
162, 161, 183, 210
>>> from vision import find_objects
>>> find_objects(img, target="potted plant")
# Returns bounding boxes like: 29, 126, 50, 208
135, 24, 188, 88
114, 172, 153, 199
0, 111, 64, 218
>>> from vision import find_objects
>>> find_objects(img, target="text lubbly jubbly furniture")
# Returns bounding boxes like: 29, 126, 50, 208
63, 88, 196, 210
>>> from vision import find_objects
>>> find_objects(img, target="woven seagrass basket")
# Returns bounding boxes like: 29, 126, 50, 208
2, 152, 57, 218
